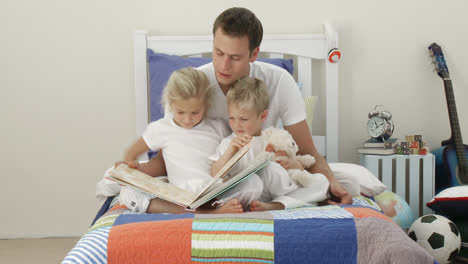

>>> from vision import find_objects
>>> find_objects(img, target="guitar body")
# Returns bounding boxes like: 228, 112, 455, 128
433, 144, 468, 194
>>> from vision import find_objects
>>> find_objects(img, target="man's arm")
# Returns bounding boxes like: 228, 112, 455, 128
284, 120, 331, 176
284, 120, 352, 205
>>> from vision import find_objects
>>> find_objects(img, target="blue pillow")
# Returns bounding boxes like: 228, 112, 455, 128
147, 50, 211, 123
147, 49, 294, 122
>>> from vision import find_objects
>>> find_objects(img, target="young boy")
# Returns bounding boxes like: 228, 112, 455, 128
210, 77, 330, 211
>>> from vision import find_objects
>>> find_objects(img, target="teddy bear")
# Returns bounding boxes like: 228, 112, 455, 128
261, 127, 319, 187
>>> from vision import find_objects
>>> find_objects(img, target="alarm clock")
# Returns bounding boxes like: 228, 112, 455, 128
367, 105, 394, 141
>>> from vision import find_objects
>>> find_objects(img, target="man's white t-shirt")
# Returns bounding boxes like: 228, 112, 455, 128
198, 61, 307, 129
142, 118, 229, 194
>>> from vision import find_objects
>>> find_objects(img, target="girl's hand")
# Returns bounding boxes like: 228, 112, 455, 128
114, 160, 140, 169
276, 158, 304, 170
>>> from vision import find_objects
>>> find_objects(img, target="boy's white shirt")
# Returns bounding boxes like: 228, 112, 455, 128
142, 117, 229, 194
209, 133, 299, 204
208, 133, 305, 209
210, 132, 331, 209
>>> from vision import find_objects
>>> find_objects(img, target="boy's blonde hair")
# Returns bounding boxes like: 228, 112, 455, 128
226, 77, 269, 115
161, 67, 213, 115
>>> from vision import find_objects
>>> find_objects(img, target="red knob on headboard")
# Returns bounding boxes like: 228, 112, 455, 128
328, 48, 341, 63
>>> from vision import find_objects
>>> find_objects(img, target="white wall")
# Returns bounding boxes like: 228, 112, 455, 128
1, 0, 467, 238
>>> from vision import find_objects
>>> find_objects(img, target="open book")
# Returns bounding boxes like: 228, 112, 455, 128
106, 143, 272, 210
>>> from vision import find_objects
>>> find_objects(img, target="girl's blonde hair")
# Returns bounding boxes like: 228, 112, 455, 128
226, 77, 269, 115
161, 67, 213, 115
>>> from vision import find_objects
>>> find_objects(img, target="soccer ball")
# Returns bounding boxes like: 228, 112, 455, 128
408, 214, 461, 264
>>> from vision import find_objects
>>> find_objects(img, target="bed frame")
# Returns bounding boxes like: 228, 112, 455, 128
133, 25, 340, 162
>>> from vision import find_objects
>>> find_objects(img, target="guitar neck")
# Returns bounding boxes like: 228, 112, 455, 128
443, 79, 468, 172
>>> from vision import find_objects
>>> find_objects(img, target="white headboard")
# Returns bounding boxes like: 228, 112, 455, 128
133, 25, 339, 162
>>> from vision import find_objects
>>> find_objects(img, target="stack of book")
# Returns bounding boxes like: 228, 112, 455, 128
357, 137, 399, 155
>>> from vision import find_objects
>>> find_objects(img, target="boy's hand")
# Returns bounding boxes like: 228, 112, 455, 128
265, 144, 288, 157
114, 160, 140, 169
276, 158, 304, 170
229, 134, 252, 151
265, 144, 303, 170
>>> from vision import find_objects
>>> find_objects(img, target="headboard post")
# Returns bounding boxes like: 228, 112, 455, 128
324, 24, 339, 162
134, 31, 149, 138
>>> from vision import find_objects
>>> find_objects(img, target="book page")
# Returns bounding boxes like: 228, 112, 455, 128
189, 152, 272, 209
213, 142, 251, 179
190, 143, 252, 202
107, 164, 197, 207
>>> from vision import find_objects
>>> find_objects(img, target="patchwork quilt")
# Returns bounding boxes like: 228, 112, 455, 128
62, 198, 436, 264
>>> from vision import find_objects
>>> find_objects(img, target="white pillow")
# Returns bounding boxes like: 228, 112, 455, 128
329, 163, 387, 197
304, 96, 317, 131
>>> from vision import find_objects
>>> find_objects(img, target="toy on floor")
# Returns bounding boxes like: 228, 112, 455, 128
374, 191, 414, 229
408, 214, 461, 264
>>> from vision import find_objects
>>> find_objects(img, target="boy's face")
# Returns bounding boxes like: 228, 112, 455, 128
212, 29, 259, 91
171, 97, 205, 129
228, 104, 267, 137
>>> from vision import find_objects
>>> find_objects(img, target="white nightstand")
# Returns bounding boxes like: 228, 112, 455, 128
359, 154, 435, 217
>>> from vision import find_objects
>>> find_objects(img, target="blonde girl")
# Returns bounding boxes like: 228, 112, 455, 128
117, 67, 248, 214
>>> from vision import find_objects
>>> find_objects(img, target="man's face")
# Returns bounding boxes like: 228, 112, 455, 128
212, 29, 259, 91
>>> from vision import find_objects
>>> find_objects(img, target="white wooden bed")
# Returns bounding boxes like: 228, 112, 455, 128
133, 24, 340, 162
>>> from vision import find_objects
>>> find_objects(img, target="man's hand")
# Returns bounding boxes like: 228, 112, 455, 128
276, 158, 304, 170
327, 181, 353, 205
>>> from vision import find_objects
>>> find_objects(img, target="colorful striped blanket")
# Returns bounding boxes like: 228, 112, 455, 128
63, 198, 436, 264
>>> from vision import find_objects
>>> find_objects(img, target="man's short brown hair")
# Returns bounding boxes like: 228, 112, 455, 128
213, 7, 263, 53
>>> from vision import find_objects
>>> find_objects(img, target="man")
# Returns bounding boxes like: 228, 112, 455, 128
133, 7, 352, 212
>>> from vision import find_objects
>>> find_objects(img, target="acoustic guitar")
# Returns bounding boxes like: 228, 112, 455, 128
428, 43, 468, 194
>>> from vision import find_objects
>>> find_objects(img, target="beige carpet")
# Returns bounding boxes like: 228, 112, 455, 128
0, 237, 79, 264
